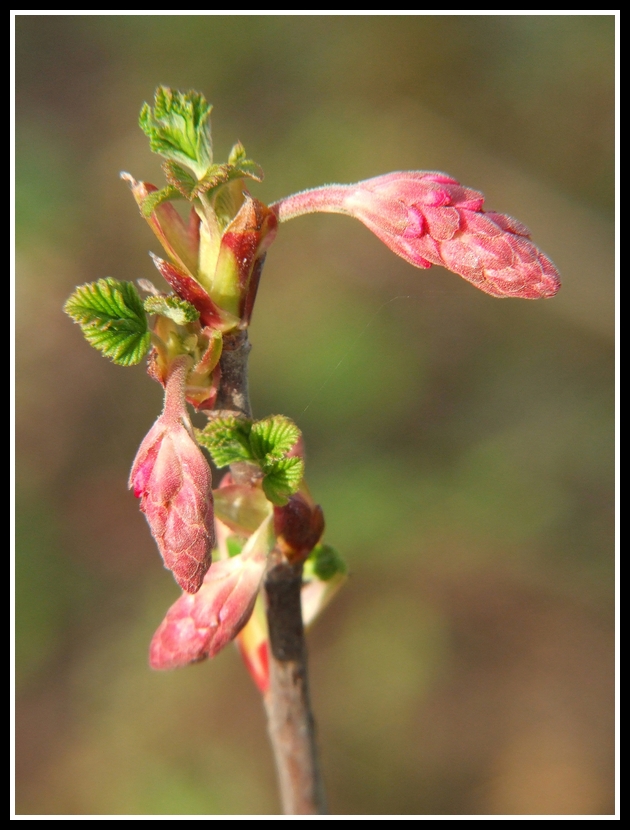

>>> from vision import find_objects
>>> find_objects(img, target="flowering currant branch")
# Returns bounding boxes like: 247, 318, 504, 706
64, 87, 560, 815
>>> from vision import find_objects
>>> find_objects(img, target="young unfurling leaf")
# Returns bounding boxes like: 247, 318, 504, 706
143, 294, 200, 325
139, 86, 213, 179
197, 414, 254, 468
140, 184, 183, 217
228, 141, 264, 182
197, 414, 304, 504
249, 415, 301, 463
64, 278, 150, 366
261, 456, 305, 506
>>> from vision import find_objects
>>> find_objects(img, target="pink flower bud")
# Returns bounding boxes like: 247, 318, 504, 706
129, 358, 214, 594
272, 172, 560, 300
149, 514, 274, 669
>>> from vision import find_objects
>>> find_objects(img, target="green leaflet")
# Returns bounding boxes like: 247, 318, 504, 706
228, 141, 248, 166
250, 416, 301, 463
139, 86, 213, 179
261, 456, 305, 506
163, 156, 264, 203
233, 158, 264, 182
226, 535, 247, 558
162, 160, 200, 199
64, 278, 150, 366
140, 185, 183, 217
143, 294, 200, 325
138, 88, 264, 213
197, 415, 254, 468
198, 413, 305, 505
228, 141, 264, 182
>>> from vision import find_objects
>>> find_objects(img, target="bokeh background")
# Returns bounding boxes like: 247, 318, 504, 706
15, 15, 615, 816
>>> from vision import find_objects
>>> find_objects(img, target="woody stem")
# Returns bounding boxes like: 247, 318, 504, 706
217, 330, 327, 815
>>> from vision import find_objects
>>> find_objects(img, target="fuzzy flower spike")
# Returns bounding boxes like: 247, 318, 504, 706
271, 172, 560, 300
129, 355, 215, 593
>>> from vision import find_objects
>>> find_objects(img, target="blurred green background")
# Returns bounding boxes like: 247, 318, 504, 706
15, 15, 615, 816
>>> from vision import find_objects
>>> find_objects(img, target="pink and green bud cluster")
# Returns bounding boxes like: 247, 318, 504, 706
65, 87, 561, 692
120, 170, 276, 410
123, 174, 277, 330
129, 357, 215, 594
148, 435, 344, 687
272, 172, 561, 300
122, 86, 276, 344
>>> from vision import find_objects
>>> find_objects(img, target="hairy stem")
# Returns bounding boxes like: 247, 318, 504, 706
217, 330, 327, 815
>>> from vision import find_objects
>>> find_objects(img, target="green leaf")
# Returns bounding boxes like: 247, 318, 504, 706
139, 87, 213, 178
197, 415, 254, 468
64, 278, 150, 366
261, 456, 305, 506
143, 295, 200, 325
162, 160, 236, 201
304, 544, 347, 582
162, 160, 198, 199
250, 415, 301, 464
198, 413, 304, 503
140, 185, 183, 217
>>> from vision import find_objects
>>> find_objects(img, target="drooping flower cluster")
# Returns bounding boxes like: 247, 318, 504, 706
129, 356, 215, 594
271, 172, 560, 300
64, 87, 561, 691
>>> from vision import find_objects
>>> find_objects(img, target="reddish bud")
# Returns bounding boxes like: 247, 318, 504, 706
212, 196, 278, 321
274, 493, 325, 563
129, 358, 214, 593
272, 172, 560, 300
149, 515, 274, 669
149, 253, 227, 330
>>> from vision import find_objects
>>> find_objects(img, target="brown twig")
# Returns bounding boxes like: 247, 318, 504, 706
215, 330, 253, 418
217, 330, 327, 815
263, 555, 327, 814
